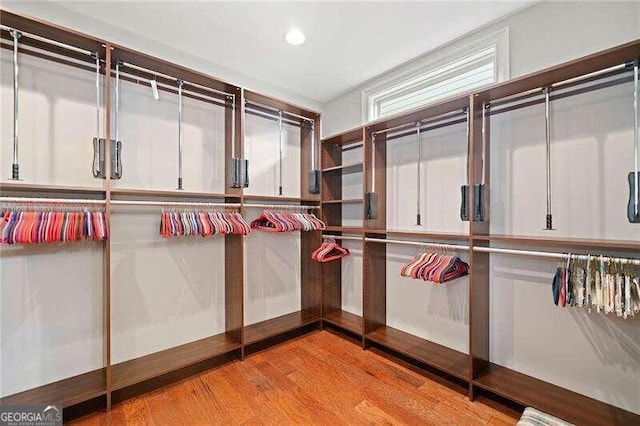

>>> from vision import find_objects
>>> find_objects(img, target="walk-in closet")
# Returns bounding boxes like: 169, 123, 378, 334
1, 2, 640, 425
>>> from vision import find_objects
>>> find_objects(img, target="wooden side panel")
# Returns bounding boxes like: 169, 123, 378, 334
103, 43, 113, 410
363, 239, 386, 335
225, 232, 244, 344
301, 230, 322, 316
469, 95, 490, 398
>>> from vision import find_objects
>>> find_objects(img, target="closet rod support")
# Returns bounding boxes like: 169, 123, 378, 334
0, 24, 94, 56
119, 61, 235, 98
372, 109, 467, 138
245, 99, 316, 124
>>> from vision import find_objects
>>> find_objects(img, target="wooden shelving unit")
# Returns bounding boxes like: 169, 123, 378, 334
474, 363, 640, 426
0, 369, 106, 408
366, 326, 468, 381
244, 310, 320, 345
112, 333, 240, 391
3, 9, 640, 423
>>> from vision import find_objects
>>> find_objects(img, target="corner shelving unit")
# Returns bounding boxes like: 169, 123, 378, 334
320, 38, 640, 426
320, 128, 366, 338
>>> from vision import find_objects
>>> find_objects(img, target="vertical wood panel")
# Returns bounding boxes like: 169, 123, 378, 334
363, 239, 386, 336
103, 44, 113, 411
468, 94, 490, 400
225, 232, 244, 345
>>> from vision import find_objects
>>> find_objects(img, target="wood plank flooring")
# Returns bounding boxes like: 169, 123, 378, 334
70, 331, 520, 425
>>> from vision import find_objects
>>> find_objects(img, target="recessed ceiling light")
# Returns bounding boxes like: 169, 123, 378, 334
285, 29, 305, 45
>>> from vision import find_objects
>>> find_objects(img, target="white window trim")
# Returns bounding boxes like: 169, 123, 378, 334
362, 27, 510, 123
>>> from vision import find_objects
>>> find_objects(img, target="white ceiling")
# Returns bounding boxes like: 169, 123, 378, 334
53, 1, 530, 103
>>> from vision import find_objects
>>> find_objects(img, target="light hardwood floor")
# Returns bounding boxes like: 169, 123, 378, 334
71, 331, 520, 425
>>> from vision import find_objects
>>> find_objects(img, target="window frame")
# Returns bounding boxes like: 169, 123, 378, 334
362, 27, 510, 123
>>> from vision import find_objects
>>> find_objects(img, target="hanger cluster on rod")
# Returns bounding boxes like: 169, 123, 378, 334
160, 210, 250, 237
312, 238, 350, 263
550, 253, 640, 318
0, 197, 108, 244
250, 209, 325, 232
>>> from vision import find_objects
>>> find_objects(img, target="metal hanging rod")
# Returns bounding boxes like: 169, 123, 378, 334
10, 29, 20, 181
322, 234, 362, 241
472, 246, 640, 265
278, 110, 284, 196
244, 100, 316, 124
372, 109, 467, 138
119, 60, 235, 99
0, 24, 95, 56
489, 62, 633, 108
244, 203, 320, 210
177, 79, 184, 190
0, 197, 105, 205
111, 200, 240, 208
365, 237, 470, 251
116, 67, 227, 104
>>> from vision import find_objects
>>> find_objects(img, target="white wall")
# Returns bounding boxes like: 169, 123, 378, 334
3, 1, 321, 112
244, 115, 301, 198
488, 75, 640, 414
244, 208, 302, 325
110, 208, 226, 364
1, 243, 104, 397
1, 46, 102, 187
322, 1, 640, 136
0, 40, 106, 397
243, 114, 303, 325
111, 80, 226, 193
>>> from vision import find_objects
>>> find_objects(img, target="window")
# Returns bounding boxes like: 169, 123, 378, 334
363, 28, 509, 122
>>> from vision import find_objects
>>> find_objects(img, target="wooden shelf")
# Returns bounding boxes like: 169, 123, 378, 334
366, 326, 468, 381
110, 188, 226, 199
0, 182, 105, 195
474, 363, 640, 426
386, 230, 470, 241
325, 226, 364, 234
322, 128, 363, 146
323, 310, 363, 336
112, 333, 240, 391
473, 234, 640, 251
322, 199, 363, 204
242, 194, 320, 203
322, 162, 363, 173
244, 310, 320, 345
0, 368, 105, 407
